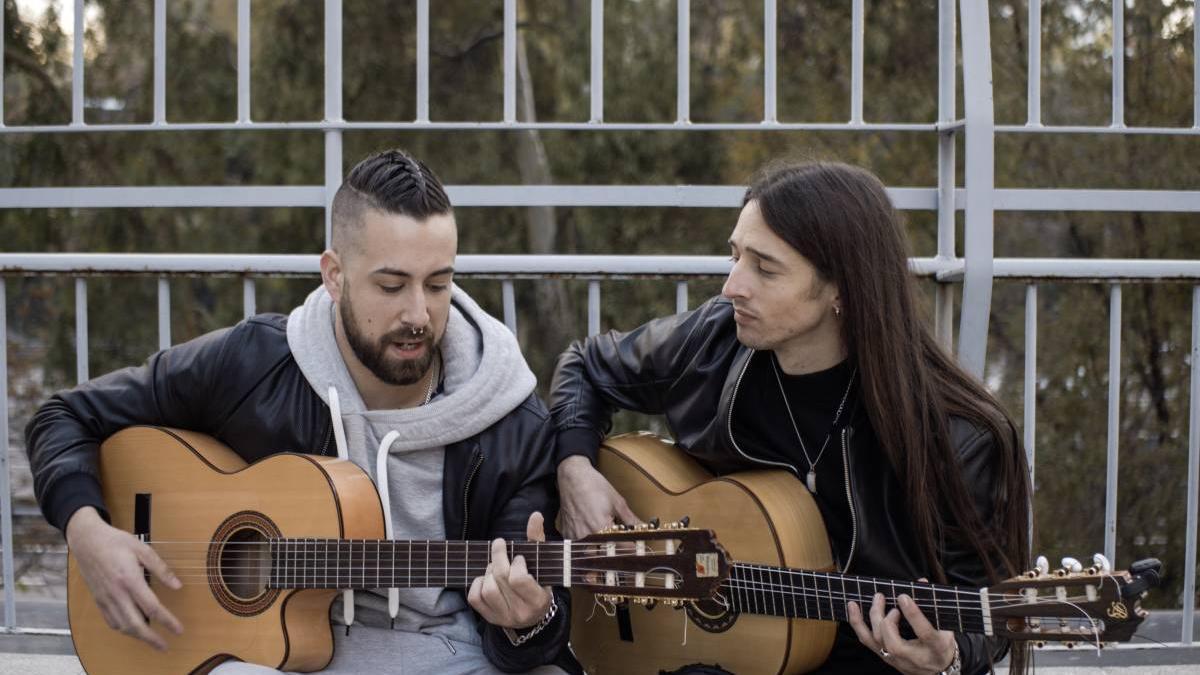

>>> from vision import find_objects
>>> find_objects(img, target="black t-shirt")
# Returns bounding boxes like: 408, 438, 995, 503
731, 351, 899, 674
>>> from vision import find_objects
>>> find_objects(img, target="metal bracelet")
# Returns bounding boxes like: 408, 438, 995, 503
502, 593, 559, 647
937, 639, 961, 675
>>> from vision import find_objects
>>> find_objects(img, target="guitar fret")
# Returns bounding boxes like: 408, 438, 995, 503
825, 573, 836, 620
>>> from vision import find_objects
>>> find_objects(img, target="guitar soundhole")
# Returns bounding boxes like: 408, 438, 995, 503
208, 511, 282, 617
686, 598, 739, 633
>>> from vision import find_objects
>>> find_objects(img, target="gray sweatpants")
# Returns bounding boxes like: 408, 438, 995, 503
209, 625, 566, 675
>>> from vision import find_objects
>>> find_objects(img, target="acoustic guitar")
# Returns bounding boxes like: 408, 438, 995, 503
67, 426, 730, 674
570, 433, 1160, 675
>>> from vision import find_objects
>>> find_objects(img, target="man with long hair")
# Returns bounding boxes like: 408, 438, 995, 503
551, 161, 1030, 674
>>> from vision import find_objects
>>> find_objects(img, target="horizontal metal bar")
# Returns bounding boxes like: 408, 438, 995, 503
997, 124, 1200, 135
0, 121, 945, 134
0, 187, 325, 208
5, 186, 1198, 212
992, 189, 1200, 213
8, 254, 1200, 283
938, 258, 1200, 282
0, 253, 961, 278
0, 627, 73, 637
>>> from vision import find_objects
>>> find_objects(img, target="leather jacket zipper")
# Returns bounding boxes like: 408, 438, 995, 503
460, 449, 485, 540
725, 350, 802, 476
319, 419, 333, 456
840, 426, 858, 573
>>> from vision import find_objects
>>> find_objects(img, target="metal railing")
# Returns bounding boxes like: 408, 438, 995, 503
0, 0, 1198, 657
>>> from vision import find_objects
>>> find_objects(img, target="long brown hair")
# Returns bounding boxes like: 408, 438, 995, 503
746, 161, 1031, 665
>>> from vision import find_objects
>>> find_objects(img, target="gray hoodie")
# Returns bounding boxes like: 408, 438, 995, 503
286, 284, 537, 645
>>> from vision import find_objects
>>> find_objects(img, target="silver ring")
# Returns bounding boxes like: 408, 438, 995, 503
879, 648, 890, 658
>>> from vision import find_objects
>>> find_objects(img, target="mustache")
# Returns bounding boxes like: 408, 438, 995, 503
381, 325, 433, 343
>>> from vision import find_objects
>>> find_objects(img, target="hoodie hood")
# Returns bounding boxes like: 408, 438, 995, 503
286, 283, 537, 451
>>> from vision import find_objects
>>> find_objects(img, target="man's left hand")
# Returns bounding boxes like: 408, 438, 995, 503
847, 590, 957, 674
467, 512, 553, 629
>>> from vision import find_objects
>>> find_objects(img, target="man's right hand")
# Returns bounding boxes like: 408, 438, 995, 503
556, 455, 640, 540
65, 506, 184, 651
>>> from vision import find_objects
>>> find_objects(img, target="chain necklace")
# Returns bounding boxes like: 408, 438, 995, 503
770, 354, 857, 494
421, 351, 441, 406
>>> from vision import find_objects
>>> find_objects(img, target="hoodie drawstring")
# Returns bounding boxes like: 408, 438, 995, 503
328, 386, 356, 628
374, 430, 403, 625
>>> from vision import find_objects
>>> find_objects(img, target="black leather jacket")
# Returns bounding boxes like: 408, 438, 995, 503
26, 313, 574, 674
550, 297, 1009, 674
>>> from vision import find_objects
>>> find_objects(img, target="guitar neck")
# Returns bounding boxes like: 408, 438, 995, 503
725, 563, 992, 635
264, 538, 570, 590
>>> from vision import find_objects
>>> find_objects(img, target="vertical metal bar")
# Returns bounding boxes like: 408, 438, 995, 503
938, 0, 956, 126
0, 0, 5, 125
72, 0, 85, 125
1024, 283, 1037, 553
590, 0, 603, 123
237, 0, 251, 123
0, 279, 15, 630
324, 0, 344, 248
934, 0, 956, 350
1104, 284, 1121, 564
416, 0, 430, 122
588, 281, 600, 337
676, 0, 690, 123
75, 277, 88, 383
1111, 0, 1124, 127
1194, 1, 1199, 128
157, 277, 171, 350
502, 280, 517, 335
1023, 284, 1037, 488
325, 0, 343, 122
934, 284, 953, 349
325, 131, 342, 248
154, 0, 167, 124
504, 0, 516, 123
763, 0, 777, 123
243, 278, 257, 319
850, 0, 864, 124
954, 0, 996, 377
1027, 0, 1041, 125
675, 281, 689, 314
1183, 285, 1200, 644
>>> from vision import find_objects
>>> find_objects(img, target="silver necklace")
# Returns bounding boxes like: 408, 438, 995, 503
770, 354, 857, 494
421, 351, 440, 406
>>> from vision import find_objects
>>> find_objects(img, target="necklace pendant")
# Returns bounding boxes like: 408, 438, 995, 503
806, 469, 817, 494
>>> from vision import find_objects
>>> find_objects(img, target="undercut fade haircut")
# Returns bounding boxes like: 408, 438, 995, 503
330, 149, 453, 254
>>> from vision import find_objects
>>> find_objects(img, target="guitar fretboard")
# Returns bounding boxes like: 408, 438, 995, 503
265, 539, 569, 589
724, 563, 990, 634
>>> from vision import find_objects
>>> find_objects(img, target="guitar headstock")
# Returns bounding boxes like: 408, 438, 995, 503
572, 517, 729, 606
989, 554, 1160, 645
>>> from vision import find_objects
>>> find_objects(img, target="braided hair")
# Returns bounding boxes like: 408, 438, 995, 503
331, 149, 452, 253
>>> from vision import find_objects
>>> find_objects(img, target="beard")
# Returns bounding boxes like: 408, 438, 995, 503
339, 292, 439, 386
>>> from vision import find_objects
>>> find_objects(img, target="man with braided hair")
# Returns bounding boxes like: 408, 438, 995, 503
26, 149, 574, 674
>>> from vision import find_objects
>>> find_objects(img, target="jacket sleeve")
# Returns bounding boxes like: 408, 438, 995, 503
548, 301, 718, 465
478, 400, 576, 673
24, 323, 240, 533
942, 425, 1022, 675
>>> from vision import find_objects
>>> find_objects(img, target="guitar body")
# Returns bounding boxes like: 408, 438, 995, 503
68, 426, 385, 674
571, 433, 837, 675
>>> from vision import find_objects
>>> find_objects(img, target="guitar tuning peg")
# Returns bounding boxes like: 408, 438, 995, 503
648, 517, 661, 529
1092, 553, 1112, 573
1035, 555, 1050, 577
679, 516, 690, 528
643, 599, 658, 610
1064, 641, 1076, 649
1061, 557, 1083, 574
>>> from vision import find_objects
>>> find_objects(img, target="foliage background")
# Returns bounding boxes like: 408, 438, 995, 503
2, 0, 1199, 614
